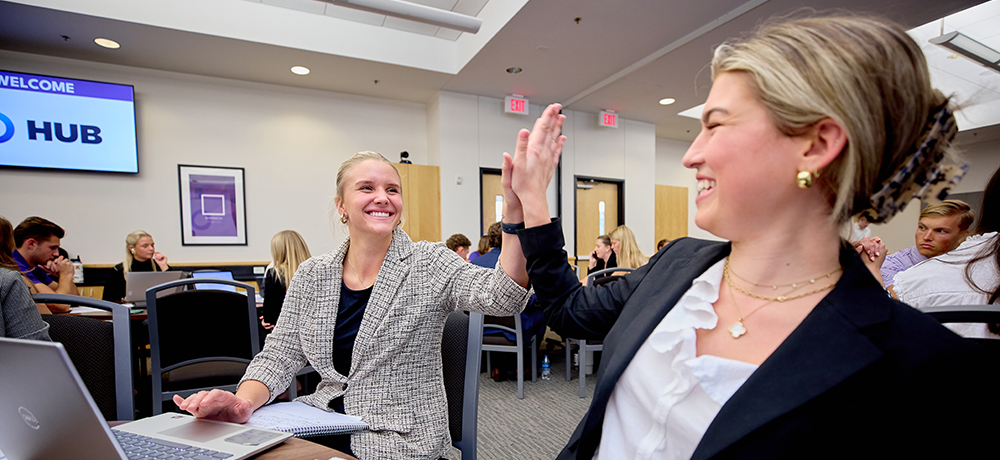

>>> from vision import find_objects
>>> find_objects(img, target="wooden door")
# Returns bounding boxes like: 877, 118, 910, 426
575, 180, 619, 276
397, 163, 441, 242
655, 184, 688, 247
481, 171, 504, 235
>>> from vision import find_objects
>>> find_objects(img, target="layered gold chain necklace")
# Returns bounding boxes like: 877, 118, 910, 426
722, 258, 840, 338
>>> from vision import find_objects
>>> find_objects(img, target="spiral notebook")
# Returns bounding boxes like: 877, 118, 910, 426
244, 402, 368, 437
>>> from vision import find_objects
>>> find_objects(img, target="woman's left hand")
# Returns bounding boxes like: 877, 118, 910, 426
501, 151, 523, 224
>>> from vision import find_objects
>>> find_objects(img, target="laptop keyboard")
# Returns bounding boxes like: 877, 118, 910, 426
112, 429, 234, 460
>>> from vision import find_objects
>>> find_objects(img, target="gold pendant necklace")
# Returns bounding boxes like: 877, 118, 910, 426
728, 261, 842, 291
722, 259, 837, 339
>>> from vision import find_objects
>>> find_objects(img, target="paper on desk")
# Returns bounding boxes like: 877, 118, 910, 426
245, 401, 367, 437
69, 306, 107, 314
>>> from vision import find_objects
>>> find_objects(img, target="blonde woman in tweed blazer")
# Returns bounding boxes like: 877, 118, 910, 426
174, 152, 532, 459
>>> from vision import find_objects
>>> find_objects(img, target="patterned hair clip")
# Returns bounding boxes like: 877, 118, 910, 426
867, 105, 967, 223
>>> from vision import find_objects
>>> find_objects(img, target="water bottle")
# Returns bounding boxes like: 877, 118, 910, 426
541, 354, 551, 380
71, 256, 84, 284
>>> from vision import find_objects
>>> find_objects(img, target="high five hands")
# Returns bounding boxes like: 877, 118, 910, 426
501, 103, 567, 228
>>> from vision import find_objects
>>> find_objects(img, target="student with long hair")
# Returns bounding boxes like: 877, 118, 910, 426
174, 151, 530, 458
0, 216, 50, 340
261, 230, 311, 328
609, 225, 648, 269
102, 230, 170, 302
507, 16, 991, 458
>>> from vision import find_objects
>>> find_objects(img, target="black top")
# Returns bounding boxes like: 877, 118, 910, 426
327, 281, 371, 414
588, 252, 617, 278
261, 268, 288, 325
101, 259, 160, 301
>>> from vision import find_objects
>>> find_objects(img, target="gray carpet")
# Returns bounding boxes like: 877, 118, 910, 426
445, 348, 598, 460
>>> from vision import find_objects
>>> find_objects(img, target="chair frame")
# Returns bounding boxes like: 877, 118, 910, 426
482, 313, 536, 399
146, 278, 259, 414
443, 311, 484, 460
564, 267, 635, 398
32, 293, 135, 420
921, 304, 1000, 323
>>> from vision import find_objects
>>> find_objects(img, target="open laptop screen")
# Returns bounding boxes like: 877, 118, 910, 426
190, 271, 237, 292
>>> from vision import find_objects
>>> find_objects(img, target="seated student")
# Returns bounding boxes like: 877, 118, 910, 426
848, 209, 875, 242
260, 230, 311, 331
468, 235, 490, 262
656, 238, 671, 252
895, 167, 1000, 339
102, 230, 170, 302
445, 233, 472, 261
507, 15, 993, 458
471, 222, 502, 269
878, 200, 973, 288
1, 218, 50, 340
609, 224, 648, 269
12, 217, 76, 313
173, 152, 530, 459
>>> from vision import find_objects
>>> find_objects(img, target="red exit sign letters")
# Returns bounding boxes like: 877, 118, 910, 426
599, 110, 618, 128
504, 95, 529, 115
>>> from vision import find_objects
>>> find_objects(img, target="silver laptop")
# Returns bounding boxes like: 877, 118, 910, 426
125, 271, 187, 304
0, 337, 291, 460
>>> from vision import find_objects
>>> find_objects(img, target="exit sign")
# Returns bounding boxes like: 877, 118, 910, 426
599, 110, 618, 128
504, 95, 529, 115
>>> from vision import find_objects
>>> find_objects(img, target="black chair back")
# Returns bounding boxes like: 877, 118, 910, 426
146, 278, 259, 414
441, 311, 483, 460
33, 293, 135, 421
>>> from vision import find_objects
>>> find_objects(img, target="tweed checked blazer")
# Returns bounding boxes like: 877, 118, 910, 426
242, 227, 529, 459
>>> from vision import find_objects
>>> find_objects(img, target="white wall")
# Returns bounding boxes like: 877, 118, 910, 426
1, 50, 428, 263
655, 137, 721, 241
433, 93, 656, 257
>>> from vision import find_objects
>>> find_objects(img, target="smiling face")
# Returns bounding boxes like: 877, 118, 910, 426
130, 236, 156, 262
336, 159, 403, 239
914, 215, 966, 257
681, 72, 809, 239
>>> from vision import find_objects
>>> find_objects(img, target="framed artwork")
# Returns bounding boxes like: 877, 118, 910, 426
178, 164, 247, 245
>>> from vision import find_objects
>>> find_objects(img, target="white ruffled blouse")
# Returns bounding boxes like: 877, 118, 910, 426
595, 259, 759, 460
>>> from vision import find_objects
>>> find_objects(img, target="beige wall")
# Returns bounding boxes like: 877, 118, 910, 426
1, 50, 428, 263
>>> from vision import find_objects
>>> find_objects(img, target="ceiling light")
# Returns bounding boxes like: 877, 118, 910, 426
315, 0, 481, 33
659, 98, 676, 106
506, 67, 522, 74
290, 66, 310, 76
94, 38, 120, 49
930, 31, 1000, 74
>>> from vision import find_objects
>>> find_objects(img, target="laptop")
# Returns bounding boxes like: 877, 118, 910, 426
190, 271, 238, 293
0, 337, 291, 460
125, 271, 187, 305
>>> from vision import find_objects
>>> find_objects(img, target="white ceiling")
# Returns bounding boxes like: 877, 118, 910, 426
1, 0, 996, 142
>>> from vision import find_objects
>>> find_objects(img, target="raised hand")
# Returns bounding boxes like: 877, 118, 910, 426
153, 251, 169, 271
510, 103, 566, 227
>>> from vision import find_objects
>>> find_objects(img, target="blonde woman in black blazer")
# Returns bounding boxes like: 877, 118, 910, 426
507, 16, 993, 460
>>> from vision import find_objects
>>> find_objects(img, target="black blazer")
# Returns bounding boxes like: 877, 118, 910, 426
519, 221, 994, 459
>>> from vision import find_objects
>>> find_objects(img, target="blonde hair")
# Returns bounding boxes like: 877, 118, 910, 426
123, 230, 159, 275
609, 225, 648, 269
270, 230, 312, 287
333, 151, 406, 228
712, 15, 957, 223
921, 199, 974, 231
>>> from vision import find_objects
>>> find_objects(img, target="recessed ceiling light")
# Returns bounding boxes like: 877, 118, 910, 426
290, 66, 310, 75
659, 98, 676, 106
94, 38, 120, 49
506, 67, 522, 74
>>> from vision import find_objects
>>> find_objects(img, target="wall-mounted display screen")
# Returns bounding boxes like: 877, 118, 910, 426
0, 70, 138, 173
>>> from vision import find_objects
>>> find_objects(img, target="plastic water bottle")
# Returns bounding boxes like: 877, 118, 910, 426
541, 354, 551, 380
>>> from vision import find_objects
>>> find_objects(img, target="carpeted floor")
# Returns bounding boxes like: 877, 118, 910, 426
445, 346, 598, 460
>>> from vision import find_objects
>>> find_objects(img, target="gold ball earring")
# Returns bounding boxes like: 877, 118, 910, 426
797, 170, 814, 189
340, 215, 348, 224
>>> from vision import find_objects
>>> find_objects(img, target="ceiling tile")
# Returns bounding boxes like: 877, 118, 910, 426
383, 16, 441, 36
453, 0, 489, 16
261, 0, 326, 15
410, 0, 460, 10
435, 28, 463, 41
323, 4, 386, 26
